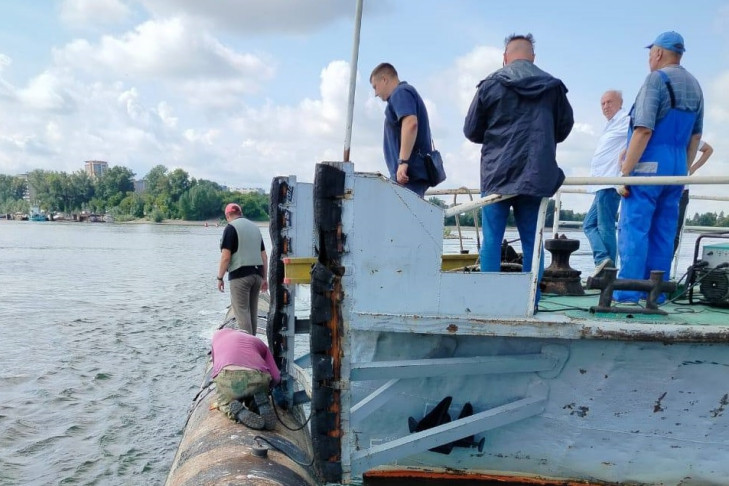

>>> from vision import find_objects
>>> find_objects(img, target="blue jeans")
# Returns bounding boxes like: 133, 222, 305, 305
481, 195, 544, 300
583, 188, 621, 265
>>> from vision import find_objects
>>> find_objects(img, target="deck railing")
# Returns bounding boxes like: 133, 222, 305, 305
429, 176, 729, 304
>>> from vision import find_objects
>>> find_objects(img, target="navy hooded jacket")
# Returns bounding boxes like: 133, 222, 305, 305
464, 60, 574, 197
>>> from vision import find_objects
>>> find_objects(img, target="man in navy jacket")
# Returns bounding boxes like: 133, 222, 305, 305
464, 33, 573, 300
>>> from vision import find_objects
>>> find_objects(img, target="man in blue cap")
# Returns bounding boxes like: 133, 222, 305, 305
614, 31, 703, 303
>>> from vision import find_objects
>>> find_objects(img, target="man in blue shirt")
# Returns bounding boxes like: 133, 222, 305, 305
615, 31, 703, 303
370, 63, 433, 197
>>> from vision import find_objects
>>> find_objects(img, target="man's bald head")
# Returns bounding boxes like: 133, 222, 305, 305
504, 33, 535, 65
600, 90, 623, 120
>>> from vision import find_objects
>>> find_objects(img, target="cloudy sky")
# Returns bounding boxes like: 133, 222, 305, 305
1, 0, 728, 213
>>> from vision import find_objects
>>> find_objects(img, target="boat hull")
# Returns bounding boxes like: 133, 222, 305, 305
347, 333, 729, 485
267, 163, 729, 485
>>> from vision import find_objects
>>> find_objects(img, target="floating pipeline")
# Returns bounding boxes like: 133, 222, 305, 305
164, 379, 318, 485
165, 317, 319, 486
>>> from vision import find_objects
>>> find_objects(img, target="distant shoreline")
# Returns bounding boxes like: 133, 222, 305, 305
119, 218, 270, 227
0, 217, 268, 227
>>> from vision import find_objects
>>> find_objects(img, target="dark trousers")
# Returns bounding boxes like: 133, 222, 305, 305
673, 189, 689, 257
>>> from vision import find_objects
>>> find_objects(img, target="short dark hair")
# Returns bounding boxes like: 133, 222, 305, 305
504, 33, 535, 49
370, 62, 398, 81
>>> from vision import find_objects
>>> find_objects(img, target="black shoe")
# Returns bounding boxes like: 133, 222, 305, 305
254, 391, 276, 430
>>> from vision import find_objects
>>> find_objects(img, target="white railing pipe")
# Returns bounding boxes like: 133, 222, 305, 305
442, 176, 729, 218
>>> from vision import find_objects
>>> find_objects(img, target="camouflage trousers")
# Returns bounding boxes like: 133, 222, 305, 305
214, 367, 271, 419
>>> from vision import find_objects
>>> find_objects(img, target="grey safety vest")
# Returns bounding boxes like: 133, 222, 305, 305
227, 217, 263, 272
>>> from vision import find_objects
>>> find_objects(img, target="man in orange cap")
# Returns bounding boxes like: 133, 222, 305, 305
217, 203, 268, 334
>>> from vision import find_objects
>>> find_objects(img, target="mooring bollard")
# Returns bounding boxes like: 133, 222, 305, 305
542, 233, 584, 296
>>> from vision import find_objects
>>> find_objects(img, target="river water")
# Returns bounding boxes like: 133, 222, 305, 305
0, 220, 700, 485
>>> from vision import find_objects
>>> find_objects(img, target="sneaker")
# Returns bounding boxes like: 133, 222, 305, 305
593, 258, 614, 278
254, 391, 277, 431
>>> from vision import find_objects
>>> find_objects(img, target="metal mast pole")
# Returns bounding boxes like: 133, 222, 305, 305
343, 0, 364, 162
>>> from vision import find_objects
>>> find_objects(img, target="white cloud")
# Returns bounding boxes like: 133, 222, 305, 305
137, 0, 356, 34
707, 71, 729, 124
59, 0, 131, 28
0, 54, 11, 71
157, 101, 177, 128
17, 70, 77, 112
0, 54, 18, 102
53, 17, 274, 109
56, 17, 271, 80
452, 45, 503, 115
0, 55, 369, 187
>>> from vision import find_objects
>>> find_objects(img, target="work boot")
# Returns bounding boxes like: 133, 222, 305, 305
254, 392, 276, 430
230, 400, 264, 430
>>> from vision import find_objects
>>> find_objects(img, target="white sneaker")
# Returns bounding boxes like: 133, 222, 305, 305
593, 258, 614, 278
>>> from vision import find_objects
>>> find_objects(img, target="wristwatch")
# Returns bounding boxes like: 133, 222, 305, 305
216, 276, 223, 281
398, 158, 409, 165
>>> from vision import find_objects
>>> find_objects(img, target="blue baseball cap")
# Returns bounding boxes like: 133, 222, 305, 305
646, 31, 685, 54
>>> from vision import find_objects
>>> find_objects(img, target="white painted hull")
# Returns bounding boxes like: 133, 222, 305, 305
267, 163, 729, 485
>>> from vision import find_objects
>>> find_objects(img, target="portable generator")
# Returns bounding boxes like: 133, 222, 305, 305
689, 237, 729, 306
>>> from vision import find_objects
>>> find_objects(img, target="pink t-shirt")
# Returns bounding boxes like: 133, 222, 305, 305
211, 328, 280, 384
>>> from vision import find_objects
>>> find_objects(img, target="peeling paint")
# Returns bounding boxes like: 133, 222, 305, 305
563, 403, 589, 417
710, 393, 729, 417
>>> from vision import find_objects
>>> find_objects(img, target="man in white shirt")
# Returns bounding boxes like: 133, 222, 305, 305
583, 90, 629, 276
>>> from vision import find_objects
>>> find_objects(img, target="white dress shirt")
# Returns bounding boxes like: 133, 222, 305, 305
589, 108, 629, 192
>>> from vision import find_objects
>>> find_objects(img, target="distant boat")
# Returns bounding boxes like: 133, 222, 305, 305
78, 212, 104, 223
29, 208, 46, 221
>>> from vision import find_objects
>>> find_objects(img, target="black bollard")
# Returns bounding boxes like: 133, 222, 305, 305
542, 234, 585, 296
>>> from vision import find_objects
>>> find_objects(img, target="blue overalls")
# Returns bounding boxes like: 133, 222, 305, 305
614, 71, 696, 303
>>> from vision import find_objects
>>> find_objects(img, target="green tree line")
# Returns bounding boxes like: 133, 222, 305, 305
0, 165, 269, 222
686, 211, 729, 227
6, 173, 726, 227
